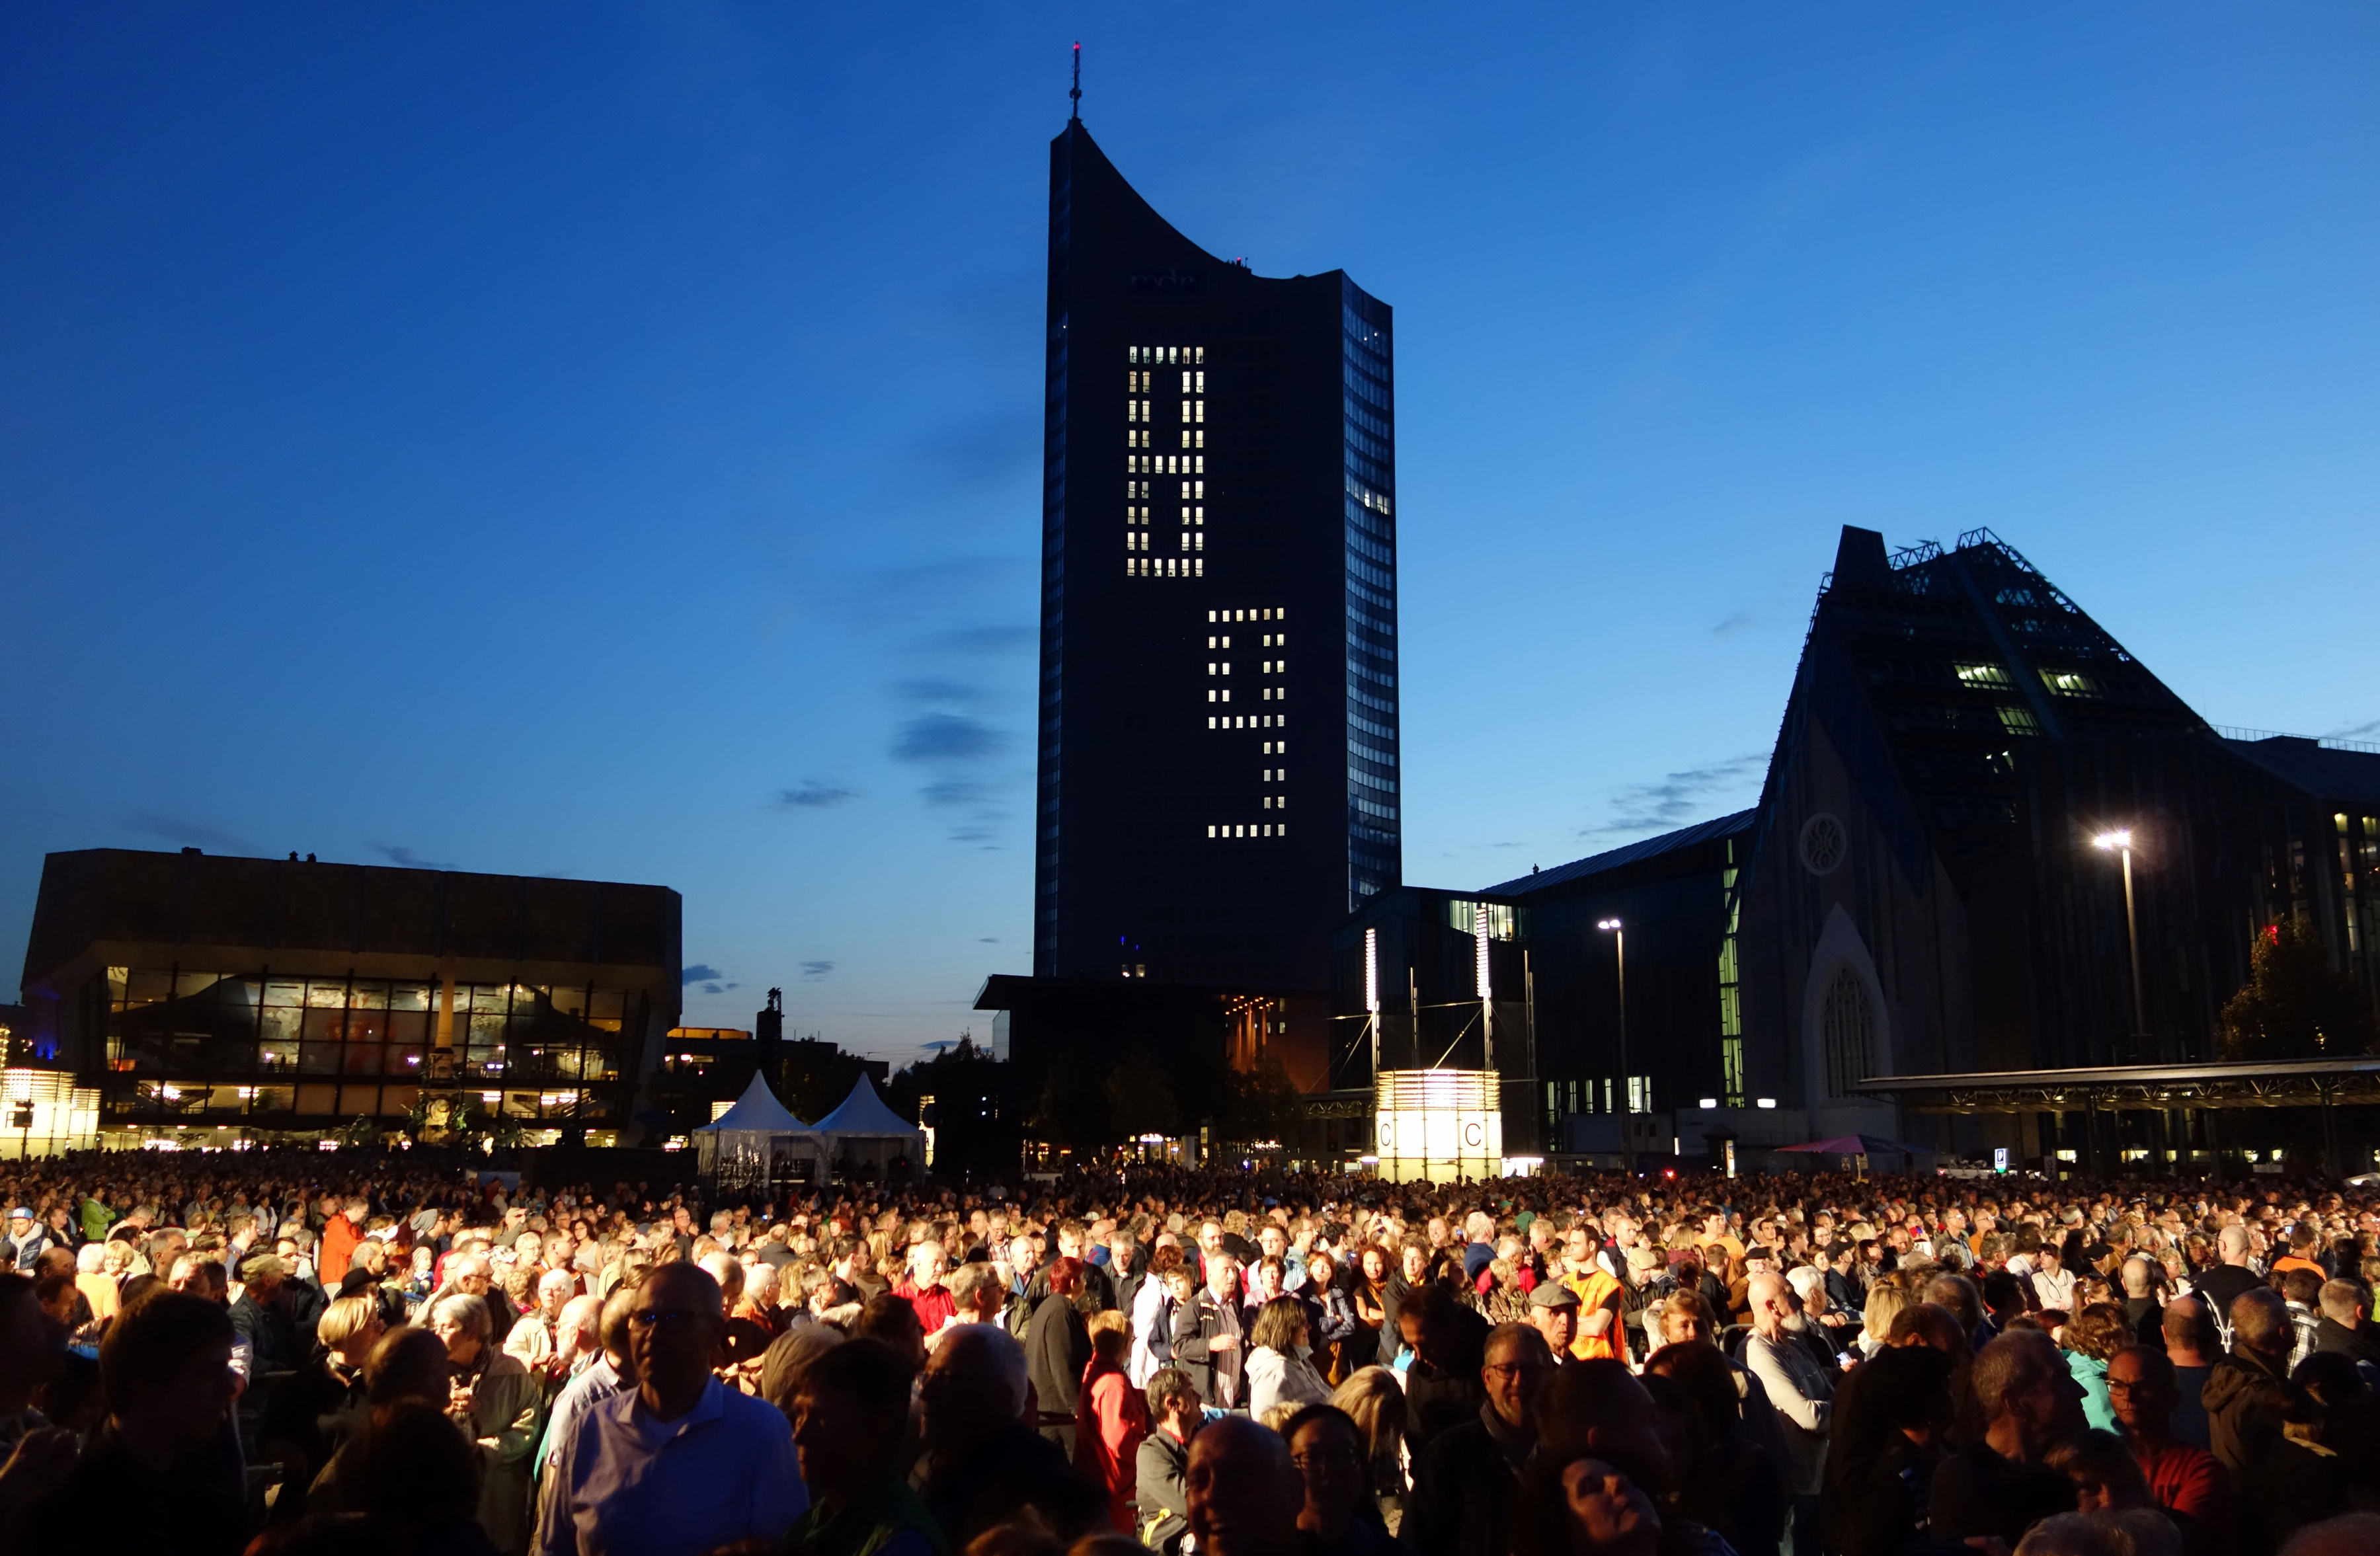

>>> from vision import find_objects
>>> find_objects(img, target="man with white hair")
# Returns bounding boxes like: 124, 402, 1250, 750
551, 1293, 604, 1381
912, 1323, 1080, 1548
1785, 1263, 1850, 1367
1743, 1270, 1833, 1556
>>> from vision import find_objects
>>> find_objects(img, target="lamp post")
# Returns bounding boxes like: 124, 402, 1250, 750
2093, 830, 2148, 1058
1598, 918, 1630, 1173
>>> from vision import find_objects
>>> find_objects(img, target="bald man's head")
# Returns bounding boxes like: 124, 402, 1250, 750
1187, 1415, 1303, 1556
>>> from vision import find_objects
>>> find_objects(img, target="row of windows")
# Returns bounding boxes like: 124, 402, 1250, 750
1130, 453, 1204, 475
1127, 371, 1207, 393
1130, 345, 1205, 364
1124, 397, 1207, 424
1210, 823, 1286, 839
1261, 766, 1288, 781
1209, 607, 1285, 623
1210, 713, 1287, 730
1127, 557, 1201, 578
1262, 794, 1288, 809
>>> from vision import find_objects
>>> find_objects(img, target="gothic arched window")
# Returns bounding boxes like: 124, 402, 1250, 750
1821, 966, 1875, 1097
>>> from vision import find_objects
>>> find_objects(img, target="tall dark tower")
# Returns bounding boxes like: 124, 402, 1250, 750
1034, 117, 1400, 995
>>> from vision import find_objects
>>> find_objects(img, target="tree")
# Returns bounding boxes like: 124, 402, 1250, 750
2219, 916, 2375, 1060
1103, 1048, 1180, 1139
1220, 1055, 1302, 1144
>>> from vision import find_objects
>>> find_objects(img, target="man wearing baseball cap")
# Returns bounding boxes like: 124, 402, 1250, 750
3, 1209, 54, 1274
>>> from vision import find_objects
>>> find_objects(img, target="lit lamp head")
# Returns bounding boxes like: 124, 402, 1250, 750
1597, 918, 1622, 933
2092, 830, 2133, 852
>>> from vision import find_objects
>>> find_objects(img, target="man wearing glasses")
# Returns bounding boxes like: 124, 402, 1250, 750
1403, 1323, 1558, 1556
534, 1264, 805, 1556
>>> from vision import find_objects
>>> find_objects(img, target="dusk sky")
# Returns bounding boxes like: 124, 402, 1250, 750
5, 6, 2374, 1065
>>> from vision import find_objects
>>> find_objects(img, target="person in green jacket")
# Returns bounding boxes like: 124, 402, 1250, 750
783, 1337, 947, 1556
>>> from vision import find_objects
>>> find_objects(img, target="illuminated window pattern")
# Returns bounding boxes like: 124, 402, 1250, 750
1126, 345, 1207, 579
1718, 837, 1745, 1107
96, 966, 641, 1123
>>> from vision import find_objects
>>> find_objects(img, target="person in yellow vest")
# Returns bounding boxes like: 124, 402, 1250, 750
1556, 1225, 1624, 1362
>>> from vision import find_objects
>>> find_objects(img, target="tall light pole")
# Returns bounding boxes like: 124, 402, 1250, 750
1599, 918, 1630, 1173
2093, 830, 2148, 1057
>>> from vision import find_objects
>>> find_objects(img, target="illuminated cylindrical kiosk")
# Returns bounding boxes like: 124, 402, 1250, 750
1372, 1068, 1501, 1183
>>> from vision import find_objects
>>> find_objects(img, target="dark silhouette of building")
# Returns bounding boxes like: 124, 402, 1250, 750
1332, 526, 2380, 1175
1031, 111, 1400, 996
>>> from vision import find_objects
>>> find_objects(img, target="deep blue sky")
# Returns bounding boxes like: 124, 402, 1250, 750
5, 6, 2375, 1063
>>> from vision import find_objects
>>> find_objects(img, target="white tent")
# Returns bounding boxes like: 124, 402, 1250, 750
814, 1075, 927, 1185
692, 1072, 822, 1192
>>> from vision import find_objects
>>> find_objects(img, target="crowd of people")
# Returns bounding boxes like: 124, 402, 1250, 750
2, 1148, 2379, 1556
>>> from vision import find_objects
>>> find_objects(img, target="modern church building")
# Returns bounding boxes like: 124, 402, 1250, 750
1335, 526, 2380, 1177
983, 106, 1402, 1104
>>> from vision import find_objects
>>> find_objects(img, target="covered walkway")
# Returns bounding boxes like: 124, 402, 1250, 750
1858, 1056, 2380, 1177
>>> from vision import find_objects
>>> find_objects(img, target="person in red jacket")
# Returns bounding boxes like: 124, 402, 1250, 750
1076, 1309, 1150, 1533
2110, 1344, 2233, 1556
317, 1198, 366, 1286
892, 1239, 958, 1341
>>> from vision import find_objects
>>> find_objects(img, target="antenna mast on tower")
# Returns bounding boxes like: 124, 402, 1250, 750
1070, 42, 1082, 121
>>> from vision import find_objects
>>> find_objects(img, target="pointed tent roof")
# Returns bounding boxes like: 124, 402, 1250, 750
1774, 1134, 1922, 1156
814, 1075, 921, 1138
694, 1071, 813, 1135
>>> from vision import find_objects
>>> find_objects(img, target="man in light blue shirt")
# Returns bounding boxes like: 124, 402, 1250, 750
537, 1290, 635, 1483
535, 1264, 806, 1556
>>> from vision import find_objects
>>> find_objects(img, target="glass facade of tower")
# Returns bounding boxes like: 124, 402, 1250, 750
1033, 119, 1400, 994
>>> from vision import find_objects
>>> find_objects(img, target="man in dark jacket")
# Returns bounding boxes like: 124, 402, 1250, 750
1400, 1284, 1490, 1451
2203, 1288, 2294, 1496
1026, 1257, 1092, 1454
1135, 1367, 1201, 1553
230, 1254, 304, 1383
1406, 1324, 1554, 1556
2313, 1280, 2380, 1372
914, 1323, 1097, 1548
1927, 1332, 2081, 1550
1171, 1255, 1246, 1410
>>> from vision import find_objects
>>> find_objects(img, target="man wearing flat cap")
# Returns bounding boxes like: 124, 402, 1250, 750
1526, 1278, 1578, 1358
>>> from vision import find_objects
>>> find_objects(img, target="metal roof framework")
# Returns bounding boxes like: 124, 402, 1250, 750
1856, 1056, 2380, 1114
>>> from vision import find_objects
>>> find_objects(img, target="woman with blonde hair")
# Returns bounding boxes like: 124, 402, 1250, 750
1860, 1282, 1911, 1358
1076, 1308, 1149, 1533
1329, 1365, 1412, 1535
73, 1242, 120, 1323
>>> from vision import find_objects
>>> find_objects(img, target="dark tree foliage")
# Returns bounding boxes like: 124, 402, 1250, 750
2219, 916, 2375, 1059
1103, 1046, 1180, 1139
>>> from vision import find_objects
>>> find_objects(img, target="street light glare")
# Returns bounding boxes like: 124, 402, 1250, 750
1597, 918, 1622, 931
2092, 830, 2133, 851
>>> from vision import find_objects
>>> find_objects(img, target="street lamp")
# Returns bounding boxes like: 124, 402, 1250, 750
1598, 918, 1631, 1172
2093, 830, 2149, 1055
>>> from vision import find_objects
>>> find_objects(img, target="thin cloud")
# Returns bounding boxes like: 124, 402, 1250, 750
1711, 608, 1759, 636
894, 713, 1005, 763
916, 625, 1035, 656
892, 676, 987, 707
2327, 717, 2380, 741
914, 410, 1039, 494
800, 960, 835, 980
373, 843, 456, 871
682, 965, 725, 986
773, 781, 855, 810
1581, 751, 1767, 840
120, 814, 254, 853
